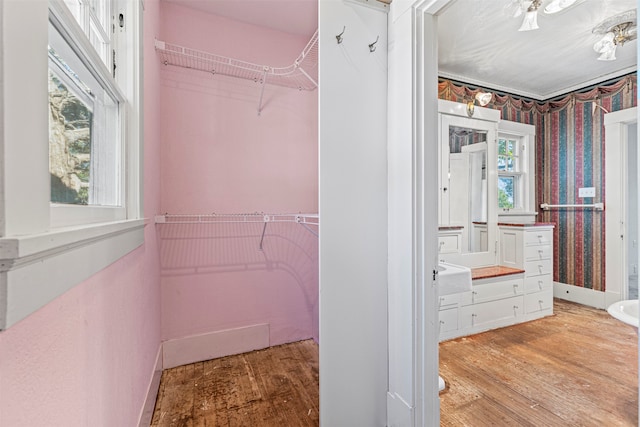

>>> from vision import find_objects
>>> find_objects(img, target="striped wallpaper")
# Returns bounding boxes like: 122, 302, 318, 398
439, 74, 637, 291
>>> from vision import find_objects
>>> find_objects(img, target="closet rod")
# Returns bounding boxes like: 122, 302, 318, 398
540, 203, 604, 211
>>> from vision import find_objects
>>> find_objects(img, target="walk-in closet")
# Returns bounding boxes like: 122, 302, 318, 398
151, 1, 320, 422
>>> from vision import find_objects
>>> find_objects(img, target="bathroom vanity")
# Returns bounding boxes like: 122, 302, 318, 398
438, 224, 555, 342
436, 100, 553, 342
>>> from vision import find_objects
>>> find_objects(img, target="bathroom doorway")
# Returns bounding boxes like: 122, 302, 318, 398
628, 122, 638, 299
605, 107, 638, 303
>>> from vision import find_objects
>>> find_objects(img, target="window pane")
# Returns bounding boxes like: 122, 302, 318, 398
498, 176, 515, 209
49, 67, 93, 205
498, 138, 507, 155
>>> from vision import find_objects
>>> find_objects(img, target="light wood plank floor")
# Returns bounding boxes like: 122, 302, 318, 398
440, 299, 639, 426
151, 340, 319, 427
151, 300, 637, 426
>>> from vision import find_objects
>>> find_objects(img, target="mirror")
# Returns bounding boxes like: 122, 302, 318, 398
438, 100, 499, 266
448, 127, 488, 253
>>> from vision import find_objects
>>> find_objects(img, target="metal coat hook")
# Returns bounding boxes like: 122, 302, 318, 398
336, 26, 346, 44
369, 36, 379, 52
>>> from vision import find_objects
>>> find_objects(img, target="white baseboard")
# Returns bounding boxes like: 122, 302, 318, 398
138, 345, 163, 427
605, 290, 623, 308
553, 282, 606, 309
162, 324, 270, 369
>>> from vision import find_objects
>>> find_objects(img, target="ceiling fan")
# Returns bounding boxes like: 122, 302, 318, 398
507, 0, 582, 31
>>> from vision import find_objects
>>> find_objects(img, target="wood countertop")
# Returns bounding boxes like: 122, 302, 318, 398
471, 266, 525, 280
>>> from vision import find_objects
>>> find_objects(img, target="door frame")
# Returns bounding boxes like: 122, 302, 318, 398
604, 106, 638, 305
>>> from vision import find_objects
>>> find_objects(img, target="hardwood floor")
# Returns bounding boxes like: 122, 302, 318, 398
151, 340, 319, 427
151, 300, 637, 426
440, 299, 639, 426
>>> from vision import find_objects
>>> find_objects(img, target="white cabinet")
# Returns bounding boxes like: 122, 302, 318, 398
438, 227, 463, 254
499, 224, 554, 320
438, 274, 525, 341
460, 295, 524, 331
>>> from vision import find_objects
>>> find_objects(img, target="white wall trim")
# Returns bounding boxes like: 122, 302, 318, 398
137, 345, 163, 427
553, 281, 606, 309
162, 324, 270, 370
0, 221, 144, 329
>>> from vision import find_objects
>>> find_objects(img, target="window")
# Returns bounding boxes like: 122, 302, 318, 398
497, 126, 536, 215
0, 0, 142, 330
48, 0, 128, 226
497, 137, 522, 210
48, 21, 121, 208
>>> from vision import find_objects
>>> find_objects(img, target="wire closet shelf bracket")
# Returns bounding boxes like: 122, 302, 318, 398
155, 30, 318, 115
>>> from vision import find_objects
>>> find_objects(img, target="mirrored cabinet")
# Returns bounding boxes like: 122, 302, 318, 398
438, 100, 500, 267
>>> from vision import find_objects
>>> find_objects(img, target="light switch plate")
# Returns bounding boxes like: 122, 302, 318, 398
579, 187, 596, 198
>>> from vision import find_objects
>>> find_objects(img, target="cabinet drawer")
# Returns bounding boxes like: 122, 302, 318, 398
439, 308, 458, 334
524, 275, 553, 293
524, 230, 553, 246
472, 278, 523, 304
524, 259, 552, 277
525, 289, 553, 314
460, 295, 524, 329
439, 291, 472, 309
524, 245, 552, 261
439, 234, 461, 254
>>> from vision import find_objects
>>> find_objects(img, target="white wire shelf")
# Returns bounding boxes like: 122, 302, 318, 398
155, 213, 319, 225
155, 30, 318, 109
155, 213, 319, 245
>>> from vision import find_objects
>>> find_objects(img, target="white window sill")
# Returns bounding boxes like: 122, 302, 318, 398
0, 218, 145, 330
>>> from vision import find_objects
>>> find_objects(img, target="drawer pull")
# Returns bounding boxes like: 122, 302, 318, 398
513, 305, 519, 310
538, 265, 543, 273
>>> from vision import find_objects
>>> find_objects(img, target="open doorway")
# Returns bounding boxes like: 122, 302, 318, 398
605, 107, 638, 304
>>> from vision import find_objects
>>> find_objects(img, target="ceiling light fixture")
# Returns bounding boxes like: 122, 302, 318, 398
518, 0, 541, 31
509, 0, 583, 32
592, 9, 637, 61
467, 92, 493, 117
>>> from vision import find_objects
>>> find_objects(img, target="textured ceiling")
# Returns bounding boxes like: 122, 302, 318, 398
438, 0, 637, 100
162, 0, 636, 100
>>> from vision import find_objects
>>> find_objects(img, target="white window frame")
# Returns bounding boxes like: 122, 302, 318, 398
0, 0, 143, 330
498, 136, 524, 210
49, 0, 126, 226
497, 121, 536, 216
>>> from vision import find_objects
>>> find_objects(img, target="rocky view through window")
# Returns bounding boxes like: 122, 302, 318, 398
48, 69, 92, 205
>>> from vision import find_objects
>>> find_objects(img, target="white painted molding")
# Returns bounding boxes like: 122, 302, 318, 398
553, 281, 606, 309
0, 219, 145, 269
137, 345, 163, 427
162, 324, 270, 370
0, 221, 144, 329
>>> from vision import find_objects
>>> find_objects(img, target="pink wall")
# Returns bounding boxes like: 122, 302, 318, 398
0, 2, 163, 426
158, 3, 319, 345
